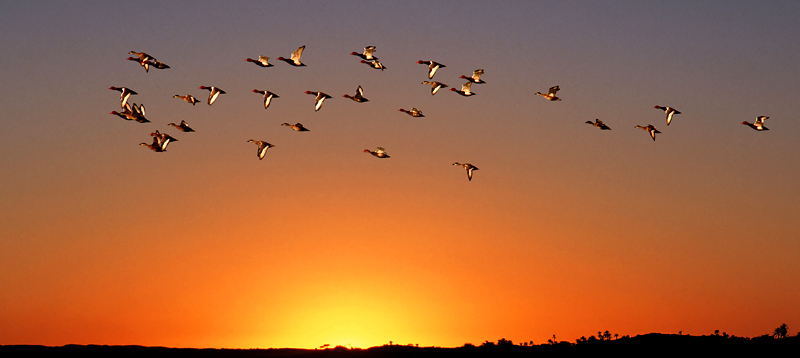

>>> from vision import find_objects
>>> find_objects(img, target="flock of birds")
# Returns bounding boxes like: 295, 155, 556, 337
110, 46, 772, 182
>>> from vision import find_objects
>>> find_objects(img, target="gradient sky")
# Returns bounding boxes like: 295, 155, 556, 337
2, 0, 799, 349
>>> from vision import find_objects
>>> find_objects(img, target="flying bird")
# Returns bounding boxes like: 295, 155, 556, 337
459, 69, 486, 84
450, 81, 475, 96
150, 130, 178, 151
305, 91, 332, 111
108, 86, 137, 108
364, 147, 390, 158
742, 116, 769, 131
635, 124, 661, 141
654, 105, 681, 125
417, 60, 446, 79
399, 108, 424, 117
168, 120, 195, 132
421, 81, 448, 95
277, 45, 306, 66
110, 103, 148, 123
586, 119, 611, 130
453, 162, 479, 181
350, 46, 377, 60
282, 122, 310, 131
245, 56, 273, 67
360, 59, 386, 70
199, 86, 226, 105
149, 59, 170, 70
535, 85, 561, 101
127, 56, 150, 72
343, 86, 368, 102
247, 140, 275, 160
252, 89, 280, 109
173, 94, 200, 106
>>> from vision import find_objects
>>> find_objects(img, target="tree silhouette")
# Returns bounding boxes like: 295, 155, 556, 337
773, 323, 789, 338
603, 331, 611, 341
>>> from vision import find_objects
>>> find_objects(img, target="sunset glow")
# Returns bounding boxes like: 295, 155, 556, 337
1, 0, 799, 349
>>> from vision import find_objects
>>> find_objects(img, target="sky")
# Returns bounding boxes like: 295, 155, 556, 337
1, 0, 799, 349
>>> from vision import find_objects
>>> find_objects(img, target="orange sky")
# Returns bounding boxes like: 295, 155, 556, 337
2, 1, 799, 349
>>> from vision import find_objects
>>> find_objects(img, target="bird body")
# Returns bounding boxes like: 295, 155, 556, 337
654, 105, 681, 125
150, 130, 178, 151
417, 60, 446, 79
252, 89, 279, 108
421, 81, 448, 95
399, 108, 424, 117
282, 122, 309, 131
277, 45, 306, 66
364, 147, 390, 158
247, 140, 275, 160
343, 86, 368, 102
360, 59, 386, 70
173, 94, 200, 105
453, 162, 479, 181
199, 86, 226, 105
168, 120, 195, 132
586, 119, 611, 130
351, 46, 377, 60
450, 81, 475, 96
635, 124, 661, 141
246, 56, 273, 67
305, 91, 332, 111
742, 116, 769, 131
460, 69, 485, 84
109, 86, 137, 108
535, 85, 561, 101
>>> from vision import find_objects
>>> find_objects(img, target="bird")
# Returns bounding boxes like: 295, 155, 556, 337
535, 85, 561, 101
360, 59, 386, 70
586, 119, 611, 130
168, 120, 195, 132
277, 45, 306, 66
450, 81, 475, 96
128, 51, 154, 63
173, 94, 200, 105
654, 105, 681, 125
421, 81, 448, 95
150, 59, 170, 70
245, 56, 273, 67
247, 140, 275, 160
364, 147, 390, 158
350, 46, 377, 60
742, 116, 769, 131
150, 130, 178, 151
140, 137, 163, 152
108, 86, 137, 108
282, 122, 309, 131
453, 162, 479, 181
305, 91, 332, 111
460, 69, 485, 84
417, 60, 446, 79
399, 108, 424, 117
343, 86, 368, 102
635, 124, 661, 141
199, 86, 226, 105
127, 56, 150, 72
252, 89, 279, 109
110, 103, 149, 123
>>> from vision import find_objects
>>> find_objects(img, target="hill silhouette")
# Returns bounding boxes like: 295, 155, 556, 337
2, 334, 799, 357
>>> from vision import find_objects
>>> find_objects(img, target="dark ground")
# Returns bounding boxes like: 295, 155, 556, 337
2, 334, 799, 357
